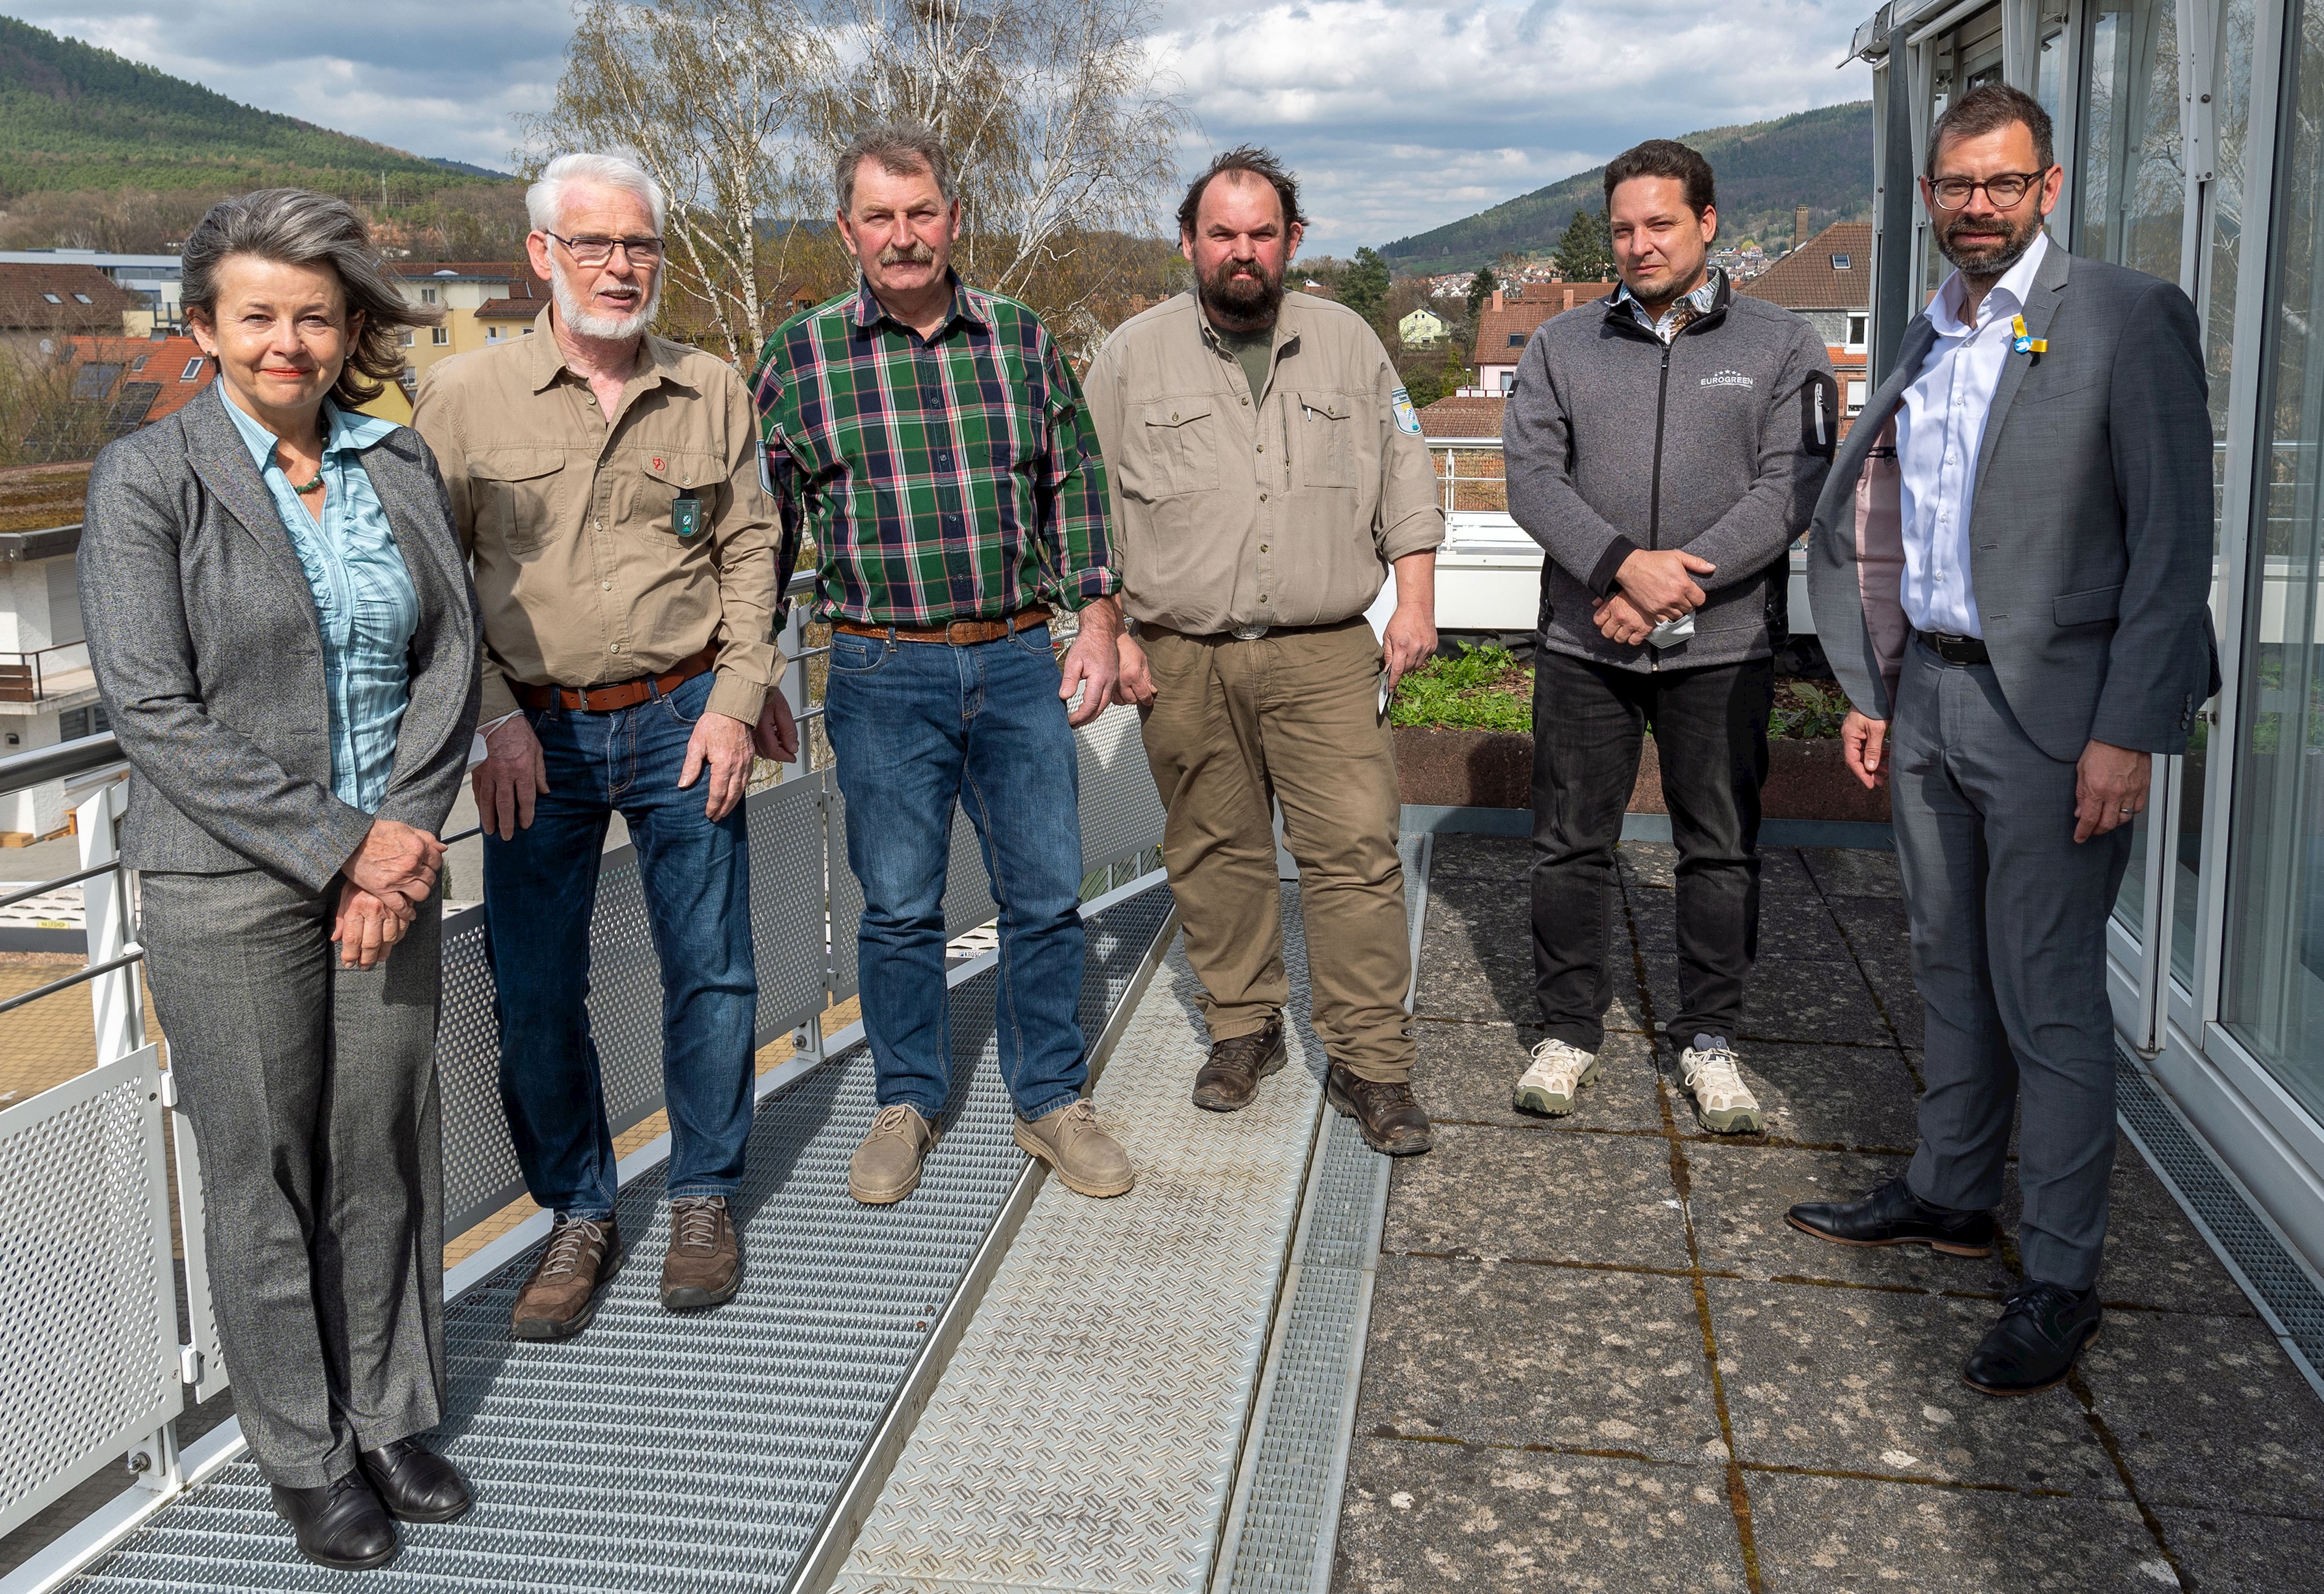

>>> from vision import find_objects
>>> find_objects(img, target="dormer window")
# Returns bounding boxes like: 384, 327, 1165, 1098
1831, 253, 1853, 270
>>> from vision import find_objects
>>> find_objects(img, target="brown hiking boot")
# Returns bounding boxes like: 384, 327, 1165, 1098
510, 1214, 622, 1341
850, 1104, 937, 1204
660, 1195, 740, 1312
1014, 1099, 1134, 1197
1192, 1015, 1287, 1112
1325, 1064, 1434, 1156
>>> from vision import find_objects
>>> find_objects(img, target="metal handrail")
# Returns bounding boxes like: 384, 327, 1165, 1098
0, 946, 143, 1020
0, 729, 120, 792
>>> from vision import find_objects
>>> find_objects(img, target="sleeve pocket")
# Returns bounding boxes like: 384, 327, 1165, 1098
2053, 584, 2123, 626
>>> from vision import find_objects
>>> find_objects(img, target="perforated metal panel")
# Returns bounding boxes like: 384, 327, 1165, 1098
0, 1044, 180, 1538
751, 774, 835, 1042
828, 778, 864, 1005
1078, 700, 1166, 875
435, 906, 519, 1236
74, 891, 1177, 1594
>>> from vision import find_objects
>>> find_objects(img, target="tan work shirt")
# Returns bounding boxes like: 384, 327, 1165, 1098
413, 307, 782, 725
1083, 291, 1443, 635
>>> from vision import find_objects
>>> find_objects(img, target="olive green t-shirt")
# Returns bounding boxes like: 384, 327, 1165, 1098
1218, 326, 1275, 404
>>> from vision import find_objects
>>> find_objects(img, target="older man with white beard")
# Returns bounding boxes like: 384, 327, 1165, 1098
414, 152, 793, 1343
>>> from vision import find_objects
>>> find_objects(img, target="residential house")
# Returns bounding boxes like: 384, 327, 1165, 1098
1466, 284, 1615, 396
0, 462, 116, 844
1398, 306, 1447, 348
1741, 221, 1871, 423
0, 251, 185, 328
383, 260, 524, 407
0, 264, 146, 360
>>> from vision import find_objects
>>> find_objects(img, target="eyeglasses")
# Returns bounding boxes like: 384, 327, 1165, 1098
1925, 169, 2052, 210
545, 232, 665, 267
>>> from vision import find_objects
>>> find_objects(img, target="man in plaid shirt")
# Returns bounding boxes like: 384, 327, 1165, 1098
752, 121, 1132, 1205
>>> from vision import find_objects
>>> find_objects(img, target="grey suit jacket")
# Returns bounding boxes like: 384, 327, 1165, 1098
1806, 243, 2218, 762
79, 382, 482, 892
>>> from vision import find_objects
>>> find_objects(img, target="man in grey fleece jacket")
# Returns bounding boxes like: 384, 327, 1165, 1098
1502, 139, 1836, 1135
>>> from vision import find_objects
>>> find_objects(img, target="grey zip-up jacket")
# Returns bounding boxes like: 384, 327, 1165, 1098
1504, 276, 1837, 671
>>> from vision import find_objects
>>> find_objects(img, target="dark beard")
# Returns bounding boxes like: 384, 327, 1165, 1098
1199, 255, 1285, 331
1935, 205, 2043, 279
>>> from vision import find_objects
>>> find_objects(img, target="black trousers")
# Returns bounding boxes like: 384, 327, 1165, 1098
1530, 648, 1773, 1050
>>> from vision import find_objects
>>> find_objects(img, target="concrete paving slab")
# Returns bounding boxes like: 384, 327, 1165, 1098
1800, 847, 1905, 898
1986, 1148, 2257, 1317
1636, 953, 1891, 1047
1706, 1278, 2125, 1496
2154, 1505, 2324, 1590
1424, 831, 1529, 882
1384, 1123, 1694, 1271
1411, 1020, 1664, 1133
1712, 1040, 1923, 1151
1746, 1473, 2165, 1592
1358, 1253, 1725, 1461
2080, 1307, 2324, 1517
1624, 887, 1856, 965
1686, 1145, 2018, 1294
1824, 892, 1912, 952
1332, 1439, 1747, 1593
1615, 840, 1681, 889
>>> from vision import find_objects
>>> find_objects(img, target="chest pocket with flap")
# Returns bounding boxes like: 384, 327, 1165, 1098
1134, 402, 1219, 499
1296, 391, 1355, 488
466, 448, 565, 555
618, 448, 722, 545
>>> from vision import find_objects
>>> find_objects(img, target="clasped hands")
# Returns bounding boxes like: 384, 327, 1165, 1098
334, 819, 444, 970
1593, 549, 1716, 646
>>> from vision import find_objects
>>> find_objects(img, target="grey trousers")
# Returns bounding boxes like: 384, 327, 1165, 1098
1889, 641, 2132, 1290
140, 869, 449, 1488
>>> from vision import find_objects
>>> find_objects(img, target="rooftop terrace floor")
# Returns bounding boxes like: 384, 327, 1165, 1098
1333, 833, 2324, 1593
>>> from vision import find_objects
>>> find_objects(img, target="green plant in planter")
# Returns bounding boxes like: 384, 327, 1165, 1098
1770, 681, 1851, 740
1388, 642, 1534, 732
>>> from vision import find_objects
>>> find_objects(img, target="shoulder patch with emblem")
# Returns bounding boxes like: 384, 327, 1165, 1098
1391, 386, 1421, 435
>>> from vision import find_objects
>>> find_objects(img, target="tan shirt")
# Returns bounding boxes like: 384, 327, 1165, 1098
1083, 291, 1443, 634
413, 307, 782, 724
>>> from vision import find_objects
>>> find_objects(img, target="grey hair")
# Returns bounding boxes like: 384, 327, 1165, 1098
528, 152, 668, 234
834, 121, 957, 214
180, 188, 438, 408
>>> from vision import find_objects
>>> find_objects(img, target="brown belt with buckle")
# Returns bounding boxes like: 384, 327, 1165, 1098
832, 606, 1051, 646
513, 643, 720, 713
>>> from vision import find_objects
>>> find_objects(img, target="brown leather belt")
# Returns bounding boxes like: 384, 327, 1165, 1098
513, 644, 719, 713
832, 606, 1051, 646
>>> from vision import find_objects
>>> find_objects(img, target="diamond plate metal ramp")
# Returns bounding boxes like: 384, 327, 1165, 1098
64, 885, 1177, 1594
832, 850, 1419, 1594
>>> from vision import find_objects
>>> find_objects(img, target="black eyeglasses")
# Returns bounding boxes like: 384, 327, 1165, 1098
1926, 169, 2053, 210
545, 232, 665, 267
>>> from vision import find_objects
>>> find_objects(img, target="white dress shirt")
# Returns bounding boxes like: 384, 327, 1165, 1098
1895, 230, 2052, 638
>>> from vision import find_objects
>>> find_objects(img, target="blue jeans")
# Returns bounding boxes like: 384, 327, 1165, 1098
824, 622, 1088, 1121
482, 668, 756, 1221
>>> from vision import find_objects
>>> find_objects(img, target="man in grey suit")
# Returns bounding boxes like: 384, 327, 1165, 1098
1788, 85, 2216, 1396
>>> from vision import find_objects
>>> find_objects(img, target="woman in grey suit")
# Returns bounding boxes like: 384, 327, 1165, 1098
79, 189, 482, 1571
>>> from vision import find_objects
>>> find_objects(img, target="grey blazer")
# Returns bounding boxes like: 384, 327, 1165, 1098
80, 382, 482, 892
1806, 243, 2219, 761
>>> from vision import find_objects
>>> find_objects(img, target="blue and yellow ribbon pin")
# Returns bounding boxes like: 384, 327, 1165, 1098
2011, 314, 2047, 355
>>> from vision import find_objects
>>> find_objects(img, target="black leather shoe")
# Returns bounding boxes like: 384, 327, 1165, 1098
271, 1472, 398, 1570
1786, 1174, 1997, 1256
1964, 1280, 2102, 1397
1326, 1064, 1434, 1156
357, 1437, 473, 1524
1193, 1015, 1286, 1112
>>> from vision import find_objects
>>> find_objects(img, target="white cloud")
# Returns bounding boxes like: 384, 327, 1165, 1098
9, 0, 1876, 251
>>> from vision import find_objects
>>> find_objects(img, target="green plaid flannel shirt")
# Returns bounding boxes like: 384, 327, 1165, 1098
750, 274, 1118, 625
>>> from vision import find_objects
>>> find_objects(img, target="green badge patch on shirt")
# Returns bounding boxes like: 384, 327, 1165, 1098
1392, 386, 1421, 435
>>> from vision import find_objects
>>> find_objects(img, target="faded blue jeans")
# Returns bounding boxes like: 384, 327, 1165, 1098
482, 668, 757, 1221
823, 622, 1088, 1122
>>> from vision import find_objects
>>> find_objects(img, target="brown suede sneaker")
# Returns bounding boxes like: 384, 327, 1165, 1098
1013, 1099, 1134, 1197
1325, 1064, 1434, 1156
1192, 1014, 1287, 1112
510, 1215, 622, 1342
660, 1195, 740, 1312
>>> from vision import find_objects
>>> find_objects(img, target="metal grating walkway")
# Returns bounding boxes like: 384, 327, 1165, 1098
68, 887, 1177, 1594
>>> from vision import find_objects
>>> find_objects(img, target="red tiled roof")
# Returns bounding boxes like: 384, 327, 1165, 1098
1742, 223, 1872, 311
0, 263, 144, 332
474, 261, 556, 318
1472, 284, 1616, 365
1417, 394, 1506, 439
65, 334, 217, 427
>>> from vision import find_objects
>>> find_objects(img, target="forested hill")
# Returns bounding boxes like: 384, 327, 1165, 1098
0, 15, 488, 200
1380, 102, 1875, 275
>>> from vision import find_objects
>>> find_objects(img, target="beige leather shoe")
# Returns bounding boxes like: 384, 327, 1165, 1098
850, 1104, 937, 1204
1013, 1099, 1134, 1197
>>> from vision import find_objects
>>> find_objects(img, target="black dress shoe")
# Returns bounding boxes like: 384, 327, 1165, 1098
1326, 1064, 1434, 1156
1786, 1174, 1997, 1256
357, 1437, 473, 1524
1964, 1280, 2102, 1397
271, 1472, 398, 1570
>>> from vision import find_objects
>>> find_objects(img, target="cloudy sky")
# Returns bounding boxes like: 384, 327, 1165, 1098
11, 0, 1873, 255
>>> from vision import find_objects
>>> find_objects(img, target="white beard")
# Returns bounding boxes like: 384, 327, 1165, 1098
552, 264, 660, 340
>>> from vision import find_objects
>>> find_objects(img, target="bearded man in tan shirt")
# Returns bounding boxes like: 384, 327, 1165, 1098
413, 153, 793, 1341
1084, 147, 1443, 1156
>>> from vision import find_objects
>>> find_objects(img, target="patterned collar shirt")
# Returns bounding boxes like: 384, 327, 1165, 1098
750, 273, 1118, 626
1613, 266, 1725, 345
221, 393, 416, 813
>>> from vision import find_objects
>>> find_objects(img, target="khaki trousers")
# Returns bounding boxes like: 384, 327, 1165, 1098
1139, 619, 1414, 1082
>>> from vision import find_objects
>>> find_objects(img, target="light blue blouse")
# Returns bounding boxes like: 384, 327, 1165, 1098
222, 395, 419, 815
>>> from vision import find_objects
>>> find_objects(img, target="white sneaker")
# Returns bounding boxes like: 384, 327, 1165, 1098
1513, 1036, 1598, 1117
1679, 1035, 1765, 1133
